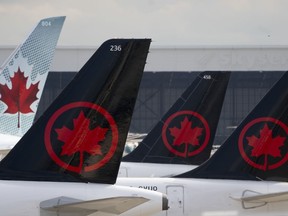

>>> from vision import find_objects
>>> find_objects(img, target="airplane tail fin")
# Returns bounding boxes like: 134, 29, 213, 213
0, 39, 151, 184
0, 16, 65, 136
178, 71, 288, 181
123, 72, 230, 165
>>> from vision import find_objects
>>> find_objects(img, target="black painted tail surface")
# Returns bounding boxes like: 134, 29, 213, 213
0, 39, 151, 184
178, 72, 288, 181
123, 72, 230, 165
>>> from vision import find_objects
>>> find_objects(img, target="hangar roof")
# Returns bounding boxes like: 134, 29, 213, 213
1, 45, 288, 72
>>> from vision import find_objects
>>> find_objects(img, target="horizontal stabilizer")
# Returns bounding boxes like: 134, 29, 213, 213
231, 190, 288, 203
40, 196, 149, 215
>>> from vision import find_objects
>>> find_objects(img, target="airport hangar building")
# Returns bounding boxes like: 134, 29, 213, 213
0, 45, 287, 145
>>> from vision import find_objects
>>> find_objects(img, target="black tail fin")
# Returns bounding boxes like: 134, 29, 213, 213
178, 72, 288, 181
0, 39, 151, 184
123, 72, 230, 165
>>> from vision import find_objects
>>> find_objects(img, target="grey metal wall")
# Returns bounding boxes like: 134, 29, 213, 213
35, 71, 285, 145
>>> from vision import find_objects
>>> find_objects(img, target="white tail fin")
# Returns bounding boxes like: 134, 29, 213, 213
0, 16, 65, 136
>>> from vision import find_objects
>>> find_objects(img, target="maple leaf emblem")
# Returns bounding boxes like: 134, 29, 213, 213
55, 111, 108, 170
0, 67, 39, 128
169, 116, 203, 146
246, 123, 286, 158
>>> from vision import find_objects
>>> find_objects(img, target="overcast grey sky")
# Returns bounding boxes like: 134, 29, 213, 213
0, 0, 288, 47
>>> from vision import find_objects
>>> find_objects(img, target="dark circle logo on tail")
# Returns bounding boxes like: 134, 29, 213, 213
238, 117, 288, 170
45, 102, 119, 173
162, 110, 210, 157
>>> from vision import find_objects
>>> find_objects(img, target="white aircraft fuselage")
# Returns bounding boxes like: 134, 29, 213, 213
0, 180, 165, 216
117, 177, 288, 216
118, 162, 197, 177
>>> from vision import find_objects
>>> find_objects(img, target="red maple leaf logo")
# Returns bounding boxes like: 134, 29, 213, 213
55, 111, 108, 170
246, 123, 286, 158
0, 67, 39, 127
169, 116, 203, 146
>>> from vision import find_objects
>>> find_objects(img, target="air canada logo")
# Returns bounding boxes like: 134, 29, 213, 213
238, 117, 288, 170
0, 67, 39, 127
162, 110, 210, 157
45, 102, 119, 173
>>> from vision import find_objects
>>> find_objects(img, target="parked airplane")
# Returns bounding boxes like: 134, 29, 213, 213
0, 16, 65, 139
118, 72, 230, 177
117, 71, 288, 215
0, 38, 168, 215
